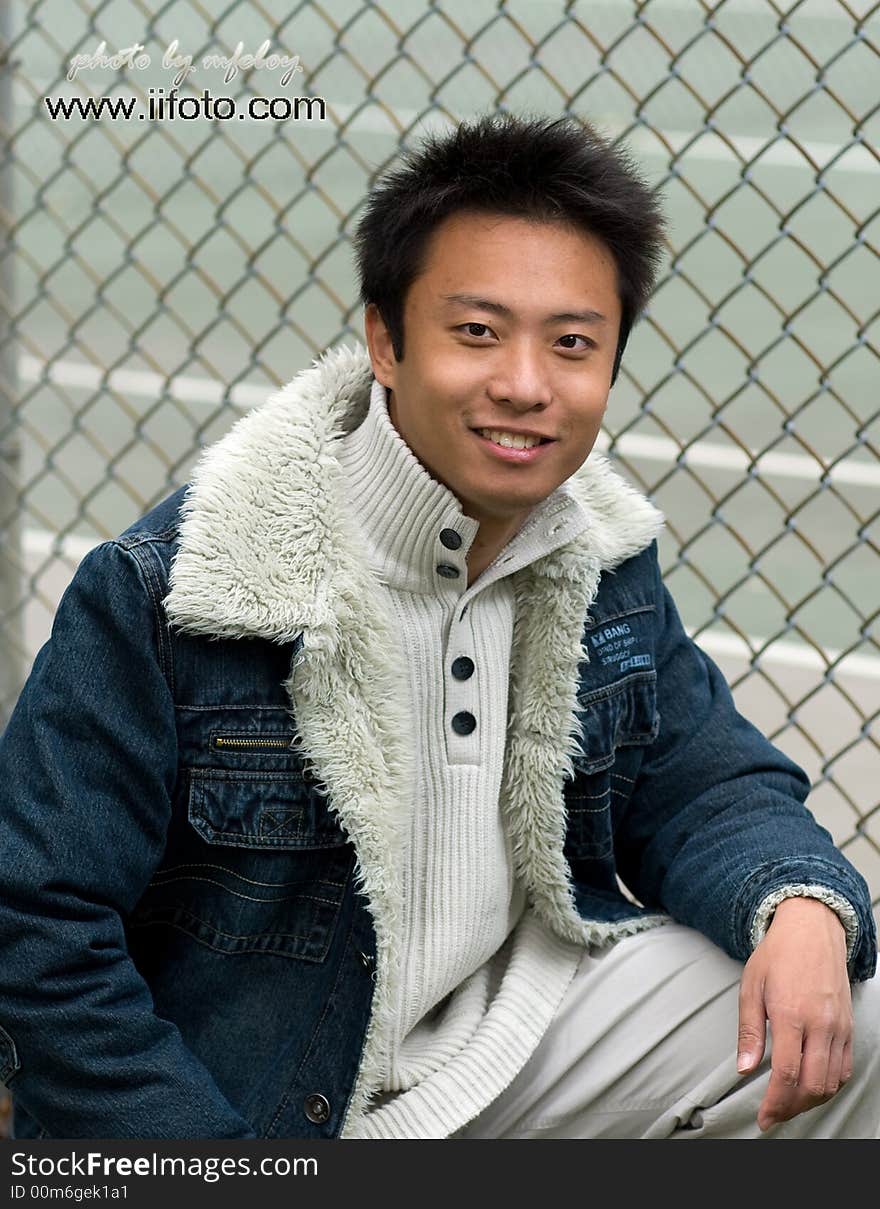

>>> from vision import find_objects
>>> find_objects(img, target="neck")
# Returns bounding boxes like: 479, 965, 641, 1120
465, 511, 531, 585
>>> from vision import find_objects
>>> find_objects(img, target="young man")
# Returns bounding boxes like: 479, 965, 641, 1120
0, 115, 877, 1140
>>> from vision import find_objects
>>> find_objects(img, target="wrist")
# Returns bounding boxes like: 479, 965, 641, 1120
770, 895, 846, 937
751, 883, 859, 964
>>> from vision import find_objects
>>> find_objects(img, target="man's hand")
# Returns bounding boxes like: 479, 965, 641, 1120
737, 896, 853, 1132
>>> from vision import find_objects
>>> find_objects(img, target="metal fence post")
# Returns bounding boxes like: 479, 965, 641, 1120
0, 4, 22, 728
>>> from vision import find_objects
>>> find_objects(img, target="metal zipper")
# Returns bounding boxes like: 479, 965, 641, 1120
211, 735, 298, 752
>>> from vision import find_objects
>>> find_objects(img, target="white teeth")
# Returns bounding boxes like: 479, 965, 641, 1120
478, 428, 543, 450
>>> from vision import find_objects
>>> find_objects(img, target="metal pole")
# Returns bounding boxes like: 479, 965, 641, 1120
0, 3, 23, 729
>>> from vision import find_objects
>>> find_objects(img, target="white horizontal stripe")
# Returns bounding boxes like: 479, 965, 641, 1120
625, 126, 878, 174
684, 626, 880, 681
333, 107, 880, 174
591, 430, 880, 488
18, 354, 272, 410
22, 528, 96, 561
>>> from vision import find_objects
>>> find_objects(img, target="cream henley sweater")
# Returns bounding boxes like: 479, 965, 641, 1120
336, 381, 589, 1139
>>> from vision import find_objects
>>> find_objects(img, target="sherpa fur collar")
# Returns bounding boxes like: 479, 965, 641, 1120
164, 342, 667, 1132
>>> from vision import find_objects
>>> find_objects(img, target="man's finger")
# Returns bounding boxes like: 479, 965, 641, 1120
825, 1034, 847, 1096
840, 1038, 854, 1084
796, 1026, 834, 1102
757, 1022, 803, 1131
737, 970, 767, 1073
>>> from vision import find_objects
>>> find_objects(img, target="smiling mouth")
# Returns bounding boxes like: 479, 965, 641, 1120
472, 427, 555, 449
470, 428, 557, 465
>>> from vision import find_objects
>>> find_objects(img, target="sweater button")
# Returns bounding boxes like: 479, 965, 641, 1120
451, 656, 475, 680
436, 563, 460, 579
304, 1093, 331, 1124
451, 711, 476, 735
439, 528, 462, 549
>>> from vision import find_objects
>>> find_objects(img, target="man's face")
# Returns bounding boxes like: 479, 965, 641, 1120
365, 210, 622, 529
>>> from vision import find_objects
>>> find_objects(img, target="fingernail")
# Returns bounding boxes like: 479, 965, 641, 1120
737, 1051, 754, 1073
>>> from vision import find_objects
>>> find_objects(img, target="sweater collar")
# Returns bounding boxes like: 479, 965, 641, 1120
335, 378, 479, 592
163, 342, 665, 645
335, 379, 589, 594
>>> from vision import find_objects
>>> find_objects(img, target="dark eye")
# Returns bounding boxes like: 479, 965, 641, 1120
557, 334, 590, 350
463, 322, 491, 338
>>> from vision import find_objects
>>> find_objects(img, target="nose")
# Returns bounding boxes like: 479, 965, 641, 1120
485, 341, 553, 410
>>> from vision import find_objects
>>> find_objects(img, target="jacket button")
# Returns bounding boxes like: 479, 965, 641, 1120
439, 528, 462, 549
451, 711, 476, 735
304, 1093, 331, 1124
436, 563, 460, 578
358, 949, 374, 970
451, 656, 474, 680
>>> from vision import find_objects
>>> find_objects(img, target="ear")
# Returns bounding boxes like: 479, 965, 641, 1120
364, 303, 397, 390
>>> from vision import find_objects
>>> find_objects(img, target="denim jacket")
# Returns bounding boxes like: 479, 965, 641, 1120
1, 345, 875, 1141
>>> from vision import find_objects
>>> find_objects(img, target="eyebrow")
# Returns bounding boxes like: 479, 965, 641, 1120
440, 293, 609, 326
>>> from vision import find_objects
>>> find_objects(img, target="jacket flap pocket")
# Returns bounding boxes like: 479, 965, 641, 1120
575, 672, 658, 773
188, 769, 347, 850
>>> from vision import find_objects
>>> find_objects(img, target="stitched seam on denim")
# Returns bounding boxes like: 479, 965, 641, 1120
267, 854, 358, 1138
576, 670, 657, 707
126, 917, 327, 959
149, 861, 345, 888
584, 603, 657, 628
132, 542, 172, 690
140, 875, 340, 904
192, 832, 344, 852
261, 810, 305, 833
178, 705, 293, 712
190, 816, 344, 850
190, 769, 311, 783
133, 904, 328, 942
125, 541, 176, 696
117, 524, 180, 549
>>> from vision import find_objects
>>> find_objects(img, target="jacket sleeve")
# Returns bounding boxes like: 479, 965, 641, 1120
0, 540, 258, 1138
615, 545, 877, 982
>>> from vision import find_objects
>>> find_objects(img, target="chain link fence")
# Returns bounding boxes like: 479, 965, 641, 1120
1, 0, 879, 933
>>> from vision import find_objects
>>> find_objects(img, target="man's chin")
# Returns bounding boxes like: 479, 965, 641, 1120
461, 490, 554, 525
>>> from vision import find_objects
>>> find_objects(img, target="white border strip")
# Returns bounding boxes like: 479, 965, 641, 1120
685, 626, 880, 682
591, 430, 880, 488
18, 353, 272, 410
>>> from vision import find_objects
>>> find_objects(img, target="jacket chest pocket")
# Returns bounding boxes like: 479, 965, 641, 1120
129, 767, 352, 963
564, 672, 659, 860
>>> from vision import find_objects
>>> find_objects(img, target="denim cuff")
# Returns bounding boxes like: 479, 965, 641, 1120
749, 883, 859, 964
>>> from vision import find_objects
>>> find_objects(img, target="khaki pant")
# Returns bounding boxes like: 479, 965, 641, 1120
456, 922, 880, 1139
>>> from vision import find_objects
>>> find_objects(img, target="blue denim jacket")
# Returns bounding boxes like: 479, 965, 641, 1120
1, 347, 875, 1140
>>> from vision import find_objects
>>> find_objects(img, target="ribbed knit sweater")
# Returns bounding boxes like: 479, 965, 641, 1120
336, 381, 590, 1139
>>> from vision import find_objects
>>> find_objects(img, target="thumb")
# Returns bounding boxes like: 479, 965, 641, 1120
737, 969, 767, 1074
